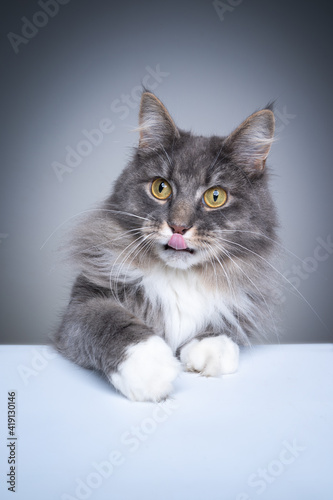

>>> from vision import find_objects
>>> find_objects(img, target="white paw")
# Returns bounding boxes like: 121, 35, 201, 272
109, 336, 181, 402
180, 335, 239, 376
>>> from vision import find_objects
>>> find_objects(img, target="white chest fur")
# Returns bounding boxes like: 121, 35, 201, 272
141, 267, 239, 353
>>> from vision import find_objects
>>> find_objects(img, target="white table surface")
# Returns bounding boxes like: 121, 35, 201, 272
0, 344, 332, 500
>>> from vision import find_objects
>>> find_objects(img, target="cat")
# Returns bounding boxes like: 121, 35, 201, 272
53, 91, 279, 402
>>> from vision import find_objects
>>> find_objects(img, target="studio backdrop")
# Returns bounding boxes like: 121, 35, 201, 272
1, 0, 332, 344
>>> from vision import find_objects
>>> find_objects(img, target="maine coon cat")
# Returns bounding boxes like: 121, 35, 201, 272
53, 91, 279, 402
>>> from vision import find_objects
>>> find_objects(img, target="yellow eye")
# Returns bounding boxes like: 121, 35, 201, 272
203, 186, 227, 208
151, 178, 172, 200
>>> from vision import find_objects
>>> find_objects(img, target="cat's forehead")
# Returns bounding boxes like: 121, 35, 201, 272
175, 134, 219, 162
170, 134, 226, 182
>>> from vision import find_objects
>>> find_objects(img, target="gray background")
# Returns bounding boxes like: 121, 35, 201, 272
1, 0, 332, 345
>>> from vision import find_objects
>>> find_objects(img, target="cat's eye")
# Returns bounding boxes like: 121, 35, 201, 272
151, 178, 172, 200
203, 186, 227, 208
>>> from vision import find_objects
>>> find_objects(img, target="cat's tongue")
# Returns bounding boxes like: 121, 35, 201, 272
168, 234, 188, 251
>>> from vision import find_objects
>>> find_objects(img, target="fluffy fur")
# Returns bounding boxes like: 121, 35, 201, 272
53, 91, 280, 401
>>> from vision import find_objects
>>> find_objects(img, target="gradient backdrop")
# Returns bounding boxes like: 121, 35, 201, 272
1, 0, 332, 344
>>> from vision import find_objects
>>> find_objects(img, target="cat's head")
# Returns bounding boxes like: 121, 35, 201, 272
107, 92, 277, 272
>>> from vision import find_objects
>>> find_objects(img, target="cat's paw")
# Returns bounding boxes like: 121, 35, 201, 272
109, 336, 181, 402
180, 335, 239, 377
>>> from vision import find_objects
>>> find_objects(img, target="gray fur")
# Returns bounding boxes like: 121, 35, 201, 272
53, 91, 280, 384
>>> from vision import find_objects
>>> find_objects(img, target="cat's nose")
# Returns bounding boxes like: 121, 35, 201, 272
168, 223, 191, 235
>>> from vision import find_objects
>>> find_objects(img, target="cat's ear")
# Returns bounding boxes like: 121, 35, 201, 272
138, 92, 180, 150
225, 109, 275, 175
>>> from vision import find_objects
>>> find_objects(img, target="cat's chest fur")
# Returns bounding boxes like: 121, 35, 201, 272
140, 266, 240, 353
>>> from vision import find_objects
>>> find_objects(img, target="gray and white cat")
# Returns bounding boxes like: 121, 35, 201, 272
53, 91, 279, 401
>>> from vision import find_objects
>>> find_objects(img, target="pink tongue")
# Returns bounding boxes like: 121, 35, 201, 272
168, 234, 187, 251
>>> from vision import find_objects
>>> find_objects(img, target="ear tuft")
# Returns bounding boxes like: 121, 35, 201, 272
138, 92, 180, 150
225, 109, 275, 174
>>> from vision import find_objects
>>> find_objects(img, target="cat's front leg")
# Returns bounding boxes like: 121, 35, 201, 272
53, 282, 180, 402
180, 335, 239, 377
110, 336, 181, 402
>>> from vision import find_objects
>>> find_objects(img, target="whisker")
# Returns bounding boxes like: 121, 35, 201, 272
214, 242, 279, 343
40, 208, 155, 250
115, 233, 157, 307
119, 233, 155, 281
161, 144, 172, 167
218, 237, 329, 331
139, 234, 157, 263
208, 145, 223, 172
205, 242, 251, 345
109, 234, 147, 304
69, 228, 143, 260
214, 228, 305, 264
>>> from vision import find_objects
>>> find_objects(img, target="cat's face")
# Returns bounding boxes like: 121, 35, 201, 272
108, 93, 277, 271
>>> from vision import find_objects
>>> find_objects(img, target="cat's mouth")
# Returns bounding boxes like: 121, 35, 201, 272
164, 233, 195, 254
164, 244, 194, 254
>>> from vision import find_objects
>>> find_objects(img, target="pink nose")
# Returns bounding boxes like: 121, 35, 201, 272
168, 223, 191, 235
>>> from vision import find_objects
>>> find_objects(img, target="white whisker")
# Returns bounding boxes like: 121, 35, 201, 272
214, 241, 278, 343
109, 234, 147, 305
218, 236, 329, 331
205, 242, 251, 345
215, 228, 305, 264
70, 228, 143, 260
40, 208, 155, 250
